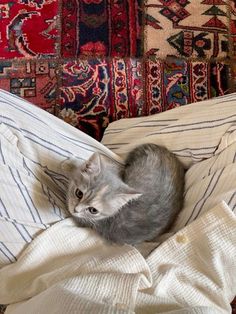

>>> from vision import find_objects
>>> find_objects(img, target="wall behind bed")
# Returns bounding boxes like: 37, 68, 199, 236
0, 0, 235, 144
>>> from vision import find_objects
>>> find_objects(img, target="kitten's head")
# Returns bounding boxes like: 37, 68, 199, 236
66, 153, 141, 223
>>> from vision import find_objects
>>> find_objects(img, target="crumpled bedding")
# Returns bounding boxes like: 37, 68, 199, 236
0, 92, 236, 314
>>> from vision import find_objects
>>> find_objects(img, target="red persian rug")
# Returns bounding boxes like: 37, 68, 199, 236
0, 60, 58, 112
0, 0, 59, 59
59, 58, 144, 140
145, 58, 230, 114
230, 0, 236, 57
0, 0, 235, 141
61, 0, 143, 57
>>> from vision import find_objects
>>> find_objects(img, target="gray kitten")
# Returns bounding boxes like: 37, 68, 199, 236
66, 144, 184, 245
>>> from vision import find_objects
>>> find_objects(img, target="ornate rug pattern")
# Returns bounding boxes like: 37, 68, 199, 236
59, 57, 230, 140
231, 0, 236, 56
0, 0, 235, 141
145, 0, 230, 58
145, 58, 229, 114
61, 0, 143, 57
0, 60, 58, 111
0, 0, 59, 59
59, 58, 144, 139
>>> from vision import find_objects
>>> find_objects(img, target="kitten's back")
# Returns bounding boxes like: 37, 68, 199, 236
98, 144, 185, 244
124, 143, 183, 203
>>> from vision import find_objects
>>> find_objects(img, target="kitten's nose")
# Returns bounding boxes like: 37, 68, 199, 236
74, 206, 81, 213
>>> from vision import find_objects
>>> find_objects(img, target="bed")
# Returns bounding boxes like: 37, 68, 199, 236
0, 90, 236, 314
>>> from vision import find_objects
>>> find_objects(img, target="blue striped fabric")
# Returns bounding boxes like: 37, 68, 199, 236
0, 89, 122, 267
1, 89, 236, 268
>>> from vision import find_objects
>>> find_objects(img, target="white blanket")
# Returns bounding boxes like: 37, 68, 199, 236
3, 202, 236, 314
0, 92, 236, 313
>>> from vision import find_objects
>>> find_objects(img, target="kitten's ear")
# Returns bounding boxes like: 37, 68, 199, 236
83, 152, 101, 175
118, 192, 142, 204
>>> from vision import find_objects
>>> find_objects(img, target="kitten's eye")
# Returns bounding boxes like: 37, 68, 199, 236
87, 207, 98, 215
75, 189, 83, 200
